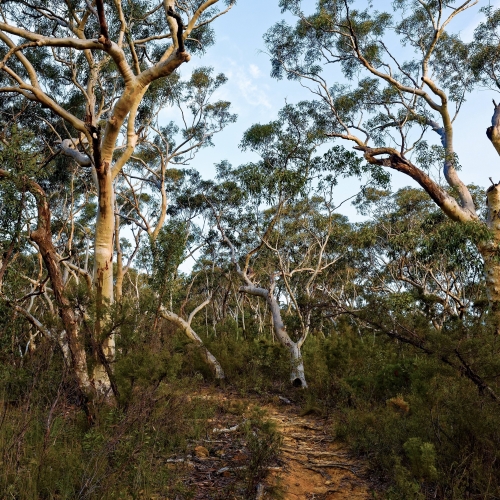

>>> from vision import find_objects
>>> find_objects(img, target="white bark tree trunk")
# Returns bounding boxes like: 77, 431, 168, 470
241, 284, 308, 388
289, 342, 307, 388
218, 226, 309, 388
480, 181, 500, 334
92, 164, 116, 393
483, 102, 500, 334
115, 210, 124, 303
159, 306, 225, 379
86, 6, 188, 395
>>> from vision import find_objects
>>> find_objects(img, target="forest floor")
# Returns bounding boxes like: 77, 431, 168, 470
170, 386, 375, 499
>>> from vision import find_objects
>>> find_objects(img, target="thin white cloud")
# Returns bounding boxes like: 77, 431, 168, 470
224, 61, 272, 109
457, 0, 499, 41
237, 75, 272, 108
249, 63, 261, 78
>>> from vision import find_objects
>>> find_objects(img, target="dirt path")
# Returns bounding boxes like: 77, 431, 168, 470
180, 389, 374, 499
264, 403, 371, 499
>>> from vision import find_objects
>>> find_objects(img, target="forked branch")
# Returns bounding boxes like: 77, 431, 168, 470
167, 7, 186, 53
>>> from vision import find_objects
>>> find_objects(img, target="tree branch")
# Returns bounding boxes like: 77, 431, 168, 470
167, 6, 185, 53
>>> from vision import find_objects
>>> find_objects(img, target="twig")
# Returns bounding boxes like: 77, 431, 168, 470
255, 483, 265, 500
289, 456, 359, 474
213, 422, 243, 433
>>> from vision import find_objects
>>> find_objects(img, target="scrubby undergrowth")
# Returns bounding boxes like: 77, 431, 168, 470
2, 306, 500, 499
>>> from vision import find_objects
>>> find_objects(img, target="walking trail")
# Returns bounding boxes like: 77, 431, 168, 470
178, 387, 374, 499
265, 402, 371, 499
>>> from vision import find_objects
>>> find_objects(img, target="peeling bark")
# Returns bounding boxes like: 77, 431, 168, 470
26, 178, 94, 401
57, 138, 92, 166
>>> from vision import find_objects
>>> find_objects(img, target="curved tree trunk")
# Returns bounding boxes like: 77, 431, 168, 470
265, 291, 308, 388
241, 285, 308, 388
159, 307, 225, 379
219, 228, 309, 388
27, 180, 95, 404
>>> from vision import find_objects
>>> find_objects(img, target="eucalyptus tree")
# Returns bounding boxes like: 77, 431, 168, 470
208, 103, 387, 387
264, 0, 500, 331
0, 0, 235, 400
114, 66, 235, 300
356, 187, 486, 330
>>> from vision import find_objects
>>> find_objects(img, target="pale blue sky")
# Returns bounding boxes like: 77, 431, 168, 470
166, 0, 500, 220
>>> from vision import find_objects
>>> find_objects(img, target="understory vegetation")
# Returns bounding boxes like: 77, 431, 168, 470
3, 0, 500, 498
2, 199, 500, 498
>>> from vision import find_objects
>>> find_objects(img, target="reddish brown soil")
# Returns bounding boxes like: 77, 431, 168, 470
175, 388, 375, 499
265, 404, 371, 499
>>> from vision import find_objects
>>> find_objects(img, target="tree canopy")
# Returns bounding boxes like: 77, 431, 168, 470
2, 1, 500, 498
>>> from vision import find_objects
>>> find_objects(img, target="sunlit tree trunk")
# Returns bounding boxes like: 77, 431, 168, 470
115, 210, 124, 304
91, 161, 116, 392
159, 303, 225, 379
241, 283, 308, 388
481, 180, 500, 334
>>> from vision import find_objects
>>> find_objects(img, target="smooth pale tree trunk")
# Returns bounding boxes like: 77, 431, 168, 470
87, 30, 190, 394
80, 2, 190, 395
480, 182, 500, 334
115, 211, 124, 303
241, 285, 308, 388
92, 163, 115, 394
159, 306, 225, 379
289, 342, 307, 388
483, 103, 500, 334
9, 303, 72, 367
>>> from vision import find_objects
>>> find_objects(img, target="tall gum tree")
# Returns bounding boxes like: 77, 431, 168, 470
114, 66, 236, 299
265, 0, 500, 332
206, 103, 388, 387
214, 200, 351, 388
0, 0, 235, 398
